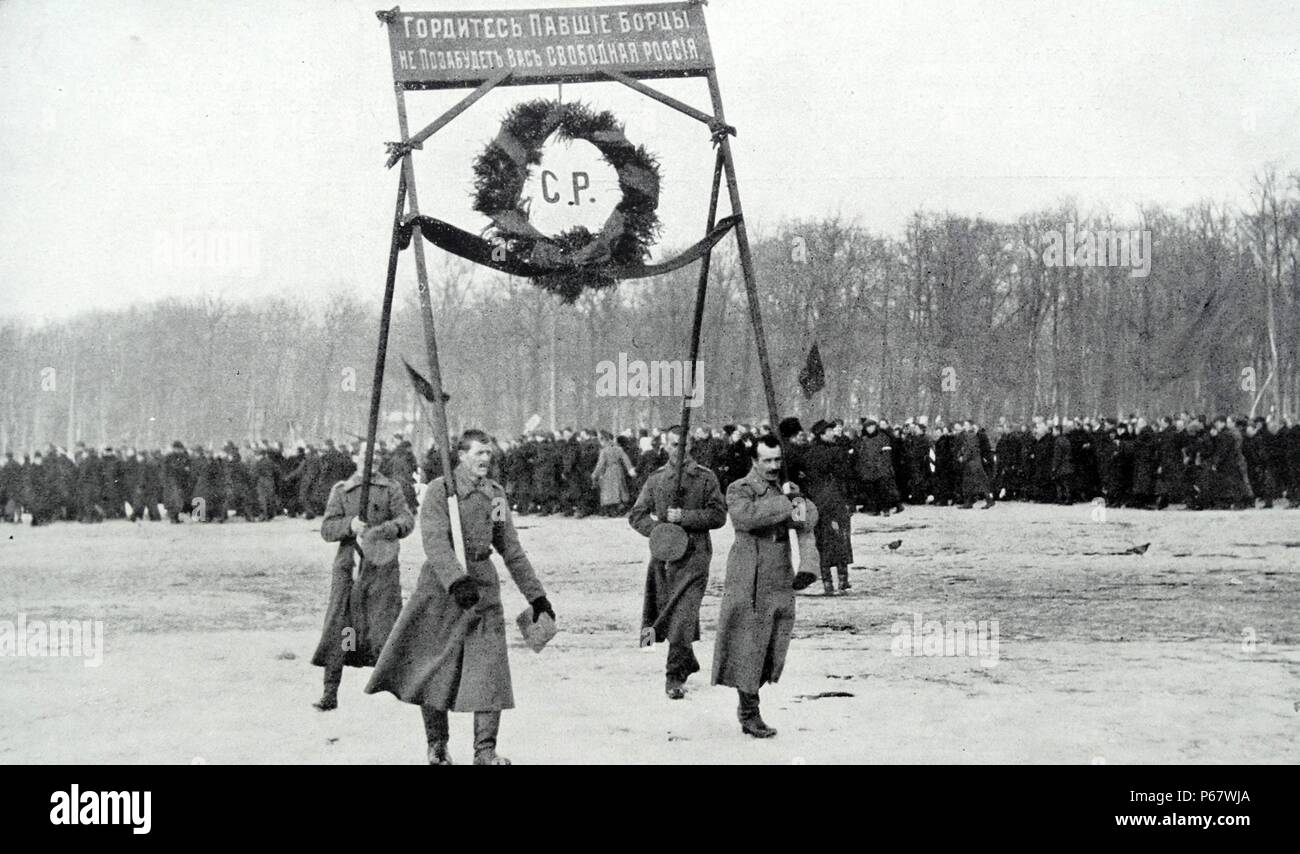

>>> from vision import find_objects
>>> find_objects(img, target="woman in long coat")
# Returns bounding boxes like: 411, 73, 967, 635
591, 431, 636, 515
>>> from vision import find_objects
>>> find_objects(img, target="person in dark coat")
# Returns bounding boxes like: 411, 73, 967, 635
801, 420, 854, 594
956, 420, 994, 509
100, 447, 127, 519
532, 434, 564, 516
1027, 424, 1052, 503
282, 445, 309, 519
718, 427, 754, 495
1264, 417, 1290, 508
0, 451, 23, 522
311, 443, 414, 712
634, 435, 666, 502
387, 434, 420, 512
557, 429, 583, 516
313, 439, 354, 515
128, 449, 162, 521
366, 429, 553, 766
192, 448, 227, 523
711, 435, 819, 739
75, 447, 105, 523
1207, 417, 1253, 509
26, 450, 61, 526
265, 442, 295, 517
1069, 422, 1098, 501
162, 441, 191, 523
575, 431, 602, 516
225, 444, 255, 521
501, 439, 526, 512
629, 426, 727, 699
1244, 418, 1277, 508
252, 448, 279, 521
1154, 416, 1188, 508
691, 427, 720, 473
294, 446, 321, 519
993, 426, 1021, 501
855, 419, 902, 514
1130, 420, 1159, 508
1282, 421, 1300, 506
932, 425, 958, 506
504, 436, 530, 509
904, 423, 934, 503
53, 446, 76, 520
1051, 424, 1075, 504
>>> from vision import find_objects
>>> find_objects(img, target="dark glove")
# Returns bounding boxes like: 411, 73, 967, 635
530, 595, 555, 623
449, 576, 480, 609
792, 571, 817, 591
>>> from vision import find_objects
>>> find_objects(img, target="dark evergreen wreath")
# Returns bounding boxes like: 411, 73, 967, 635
472, 99, 661, 302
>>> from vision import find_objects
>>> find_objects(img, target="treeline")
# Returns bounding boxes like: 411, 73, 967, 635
2, 169, 1298, 451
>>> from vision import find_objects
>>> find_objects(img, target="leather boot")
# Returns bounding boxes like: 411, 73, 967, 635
422, 706, 452, 765
737, 690, 776, 738
837, 567, 851, 592
313, 667, 341, 711
473, 711, 510, 765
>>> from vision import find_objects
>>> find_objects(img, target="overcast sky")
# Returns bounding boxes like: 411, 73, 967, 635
2, 0, 1298, 322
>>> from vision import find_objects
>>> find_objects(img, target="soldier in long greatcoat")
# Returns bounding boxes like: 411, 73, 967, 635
310, 444, 414, 712
711, 435, 819, 738
366, 429, 553, 766
629, 426, 726, 698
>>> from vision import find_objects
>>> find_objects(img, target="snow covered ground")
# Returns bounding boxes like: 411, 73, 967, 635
2, 501, 1297, 764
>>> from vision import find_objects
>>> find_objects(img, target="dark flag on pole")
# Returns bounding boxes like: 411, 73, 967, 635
799, 342, 825, 399
404, 358, 451, 404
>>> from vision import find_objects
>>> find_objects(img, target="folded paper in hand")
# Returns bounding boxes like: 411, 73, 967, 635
516, 609, 557, 653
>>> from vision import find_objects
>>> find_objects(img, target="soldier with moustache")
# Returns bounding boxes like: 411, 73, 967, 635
711, 434, 819, 738
367, 429, 554, 765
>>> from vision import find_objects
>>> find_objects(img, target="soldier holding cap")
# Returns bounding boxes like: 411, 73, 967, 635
629, 424, 727, 700
366, 428, 553, 765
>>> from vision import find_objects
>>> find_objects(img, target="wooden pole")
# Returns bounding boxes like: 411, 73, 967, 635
672, 148, 725, 504
391, 79, 468, 574
356, 169, 408, 579
705, 69, 783, 440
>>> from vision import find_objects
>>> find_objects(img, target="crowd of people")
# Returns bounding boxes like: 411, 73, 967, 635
496, 412, 1300, 517
0, 437, 417, 526
4, 411, 1298, 527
